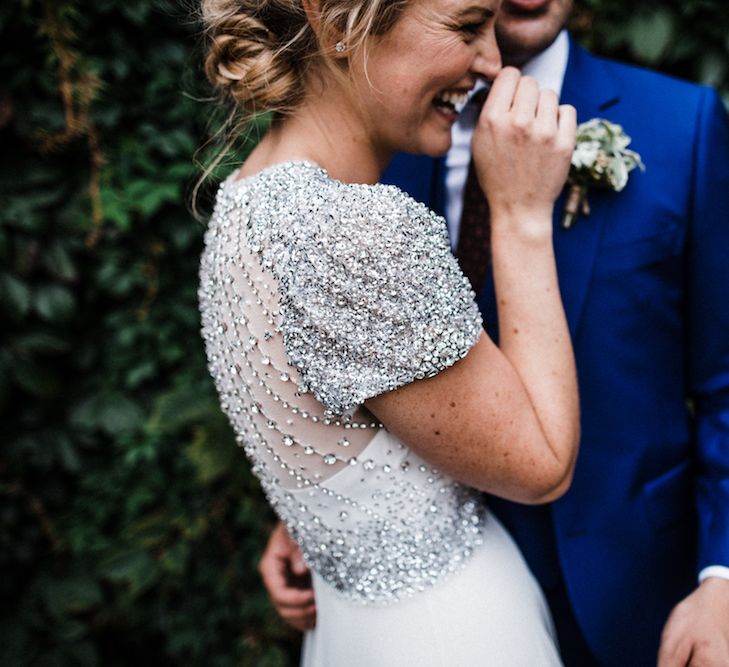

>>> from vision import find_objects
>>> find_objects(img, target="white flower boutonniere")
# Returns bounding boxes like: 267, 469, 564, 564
562, 118, 645, 228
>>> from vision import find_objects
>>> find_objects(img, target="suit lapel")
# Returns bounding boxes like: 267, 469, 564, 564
546, 39, 621, 336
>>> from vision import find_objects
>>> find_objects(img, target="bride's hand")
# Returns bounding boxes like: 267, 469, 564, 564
472, 67, 576, 241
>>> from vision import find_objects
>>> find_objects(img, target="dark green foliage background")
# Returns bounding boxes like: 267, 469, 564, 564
1, 1, 727, 665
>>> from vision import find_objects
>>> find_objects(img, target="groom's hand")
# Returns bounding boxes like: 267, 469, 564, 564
258, 522, 317, 632
657, 577, 729, 666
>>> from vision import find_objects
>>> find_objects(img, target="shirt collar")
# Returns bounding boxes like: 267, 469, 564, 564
520, 29, 570, 97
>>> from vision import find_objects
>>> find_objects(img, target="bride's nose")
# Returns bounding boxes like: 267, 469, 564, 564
471, 28, 502, 82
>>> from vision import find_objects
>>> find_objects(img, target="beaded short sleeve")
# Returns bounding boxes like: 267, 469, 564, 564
242, 161, 482, 416
199, 161, 488, 604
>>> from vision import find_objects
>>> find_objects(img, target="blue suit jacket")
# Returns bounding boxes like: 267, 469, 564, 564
382, 39, 729, 666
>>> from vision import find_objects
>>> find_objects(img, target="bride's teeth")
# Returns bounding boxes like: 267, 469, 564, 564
436, 90, 469, 112
453, 96, 467, 114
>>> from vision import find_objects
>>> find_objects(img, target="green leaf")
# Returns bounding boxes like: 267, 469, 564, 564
125, 360, 157, 388
100, 185, 132, 229
159, 541, 189, 575
10, 357, 61, 397
71, 393, 145, 435
627, 9, 676, 64
99, 548, 158, 596
700, 52, 727, 87
97, 397, 146, 435
0, 273, 32, 318
42, 577, 103, 617
56, 434, 82, 473
179, 515, 208, 541
121, 4, 151, 24
34, 285, 76, 322
166, 162, 196, 180
42, 244, 77, 282
124, 510, 171, 548
51, 619, 88, 643
124, 180, 180, 218
13, 332, 70, 355
148, 383, 218, 433
184, 425, 235, 484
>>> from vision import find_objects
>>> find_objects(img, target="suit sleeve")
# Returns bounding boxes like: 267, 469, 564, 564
687, 88, 729, 573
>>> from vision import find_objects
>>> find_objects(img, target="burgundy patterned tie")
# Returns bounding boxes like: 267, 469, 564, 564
456, 89, 491, 295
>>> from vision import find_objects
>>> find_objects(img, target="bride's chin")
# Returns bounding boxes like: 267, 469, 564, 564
386, 124, 452, 159
420, 133, 453, 158
424, 144, 451, 158
406, 129, 453, 158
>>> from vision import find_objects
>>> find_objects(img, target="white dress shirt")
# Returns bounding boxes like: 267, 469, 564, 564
443, 29, 729, 585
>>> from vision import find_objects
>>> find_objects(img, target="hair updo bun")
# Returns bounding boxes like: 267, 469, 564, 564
202, 0, 408, 116
202, 0, 315, 113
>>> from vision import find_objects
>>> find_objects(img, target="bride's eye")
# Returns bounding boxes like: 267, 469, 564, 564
460, 21, 486, 41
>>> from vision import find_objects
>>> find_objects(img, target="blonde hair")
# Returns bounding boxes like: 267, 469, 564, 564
201, 0, 407, 118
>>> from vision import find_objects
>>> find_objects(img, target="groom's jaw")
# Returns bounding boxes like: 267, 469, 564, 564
496, 0, 573, 67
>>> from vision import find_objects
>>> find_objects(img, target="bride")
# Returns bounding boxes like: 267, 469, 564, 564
198, 0, 578, 663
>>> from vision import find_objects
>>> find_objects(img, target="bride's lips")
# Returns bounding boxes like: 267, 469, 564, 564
502, 0, 552, 14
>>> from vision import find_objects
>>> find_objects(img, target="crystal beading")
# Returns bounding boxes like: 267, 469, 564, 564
199, 161, 486, 604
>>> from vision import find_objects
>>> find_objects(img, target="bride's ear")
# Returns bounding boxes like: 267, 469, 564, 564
301, 0, 347, 59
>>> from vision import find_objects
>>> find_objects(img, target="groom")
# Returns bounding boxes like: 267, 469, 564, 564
258, 1, 729, 664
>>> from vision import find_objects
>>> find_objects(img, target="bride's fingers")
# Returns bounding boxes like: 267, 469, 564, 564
511, 75, 540, 124
557, 103, 577, 150
534, 89, 559, 134
481, 67, 521, 117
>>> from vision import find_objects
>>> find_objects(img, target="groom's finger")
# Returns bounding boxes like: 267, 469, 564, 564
271, 586, 315, 610
259, 553, 315, 609
264, 566, 315, 609
278, 603, 317, 632
657, 629, 692, 667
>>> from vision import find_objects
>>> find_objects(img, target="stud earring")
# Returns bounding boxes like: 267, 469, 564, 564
335, 41, 346, 53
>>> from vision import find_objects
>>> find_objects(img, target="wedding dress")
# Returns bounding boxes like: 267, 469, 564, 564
199, 161, 562, 666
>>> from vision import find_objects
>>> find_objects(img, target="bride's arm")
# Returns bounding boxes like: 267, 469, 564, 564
367, 69, 579, 505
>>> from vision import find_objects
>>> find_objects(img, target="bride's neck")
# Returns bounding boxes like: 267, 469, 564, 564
245, 84, 391, 185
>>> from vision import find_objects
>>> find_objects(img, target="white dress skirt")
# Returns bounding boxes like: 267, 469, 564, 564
300, 432, 562, 667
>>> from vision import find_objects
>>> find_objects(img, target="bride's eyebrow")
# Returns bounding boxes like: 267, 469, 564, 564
451, 6, 495, 20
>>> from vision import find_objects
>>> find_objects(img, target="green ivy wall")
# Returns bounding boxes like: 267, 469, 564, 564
1, 1, 727, 665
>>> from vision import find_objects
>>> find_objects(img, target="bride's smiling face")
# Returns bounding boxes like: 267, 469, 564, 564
346, 0, 502, 158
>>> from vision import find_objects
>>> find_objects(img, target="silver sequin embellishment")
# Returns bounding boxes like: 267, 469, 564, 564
199, 161, 486, 604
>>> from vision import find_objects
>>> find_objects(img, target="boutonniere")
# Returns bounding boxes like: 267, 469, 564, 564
562, 118, 645, 228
